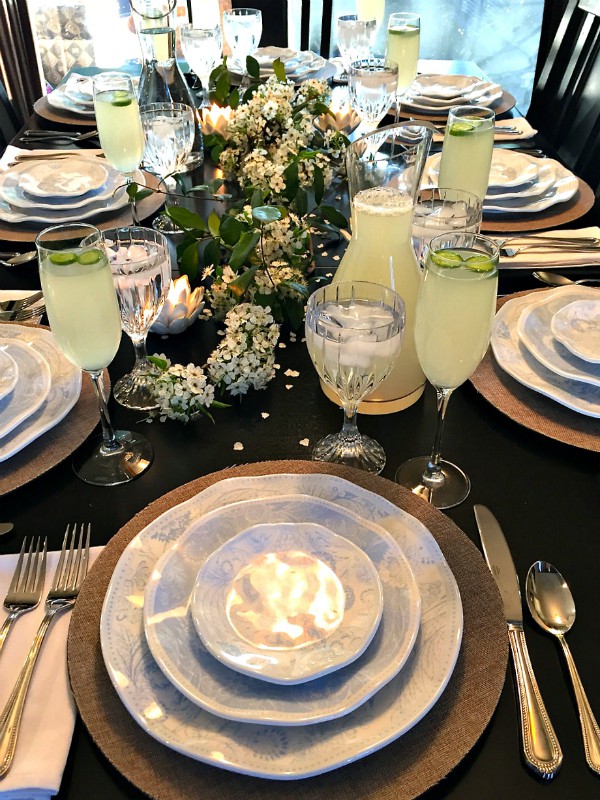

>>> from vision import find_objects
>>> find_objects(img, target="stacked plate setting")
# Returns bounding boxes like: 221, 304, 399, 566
492, 286, 600, 417
425, 148, 579, 216
0, 155, 144, 224
0, 325, 81, 462
402, 74, 503, 114
241, 47, 329, 82
47, 74, 96, 117
100, 473, 463, 779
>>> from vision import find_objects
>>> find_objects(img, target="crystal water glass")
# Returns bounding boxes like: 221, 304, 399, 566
37, 223, 153, 486
180, 23, 222, 107
395, 232, 499, 508
349, 58, 398, 133
140, 102, 195, 192
438, 105, 495, 202
337, 14, 376, 78
412, 187, 483, 262
386, 13, 420, 100
103, 227, 171, 411
222, 8, 262, 78
306, 281, 405, 474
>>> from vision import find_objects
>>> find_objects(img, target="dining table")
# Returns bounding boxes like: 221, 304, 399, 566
0, 57, 600, 800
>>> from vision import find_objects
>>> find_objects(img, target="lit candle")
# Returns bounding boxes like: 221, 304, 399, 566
315, 101, 361, 135
152, 276, 205, 334
201, 103, 233, 138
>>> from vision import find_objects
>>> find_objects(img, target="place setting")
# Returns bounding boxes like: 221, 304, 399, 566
397, 73, 516, 121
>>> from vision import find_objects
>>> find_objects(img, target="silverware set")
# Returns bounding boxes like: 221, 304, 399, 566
19, 129, 99, 145
0, 290, 45, 322
0, 524, 90, 779
475, 505, 600, 779
496, 235, 600, 259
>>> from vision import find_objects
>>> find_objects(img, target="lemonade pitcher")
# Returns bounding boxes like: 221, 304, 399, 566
332, 122, 433, 413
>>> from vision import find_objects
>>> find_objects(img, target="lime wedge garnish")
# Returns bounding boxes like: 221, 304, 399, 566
430, 249, 464, 268
50, 252, 76, 265
77, 249, 103, 265
448, 122, 476, 136
464, 254, 495, 272
112, 90, 132, 107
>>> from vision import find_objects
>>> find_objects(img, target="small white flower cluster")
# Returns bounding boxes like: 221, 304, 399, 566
253, 263, 307, 297
151, 356, 215, 423
207, 303, 280, 396
236, 205, 309, 261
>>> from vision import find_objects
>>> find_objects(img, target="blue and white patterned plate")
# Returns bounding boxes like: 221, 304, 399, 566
190, 521, 384, 685
100, 474, 462, 780
145, 497, 418, 723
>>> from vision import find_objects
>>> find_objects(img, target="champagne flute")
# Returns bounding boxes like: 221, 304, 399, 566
103, 227, 171, 411
395, 232, 499, 508
438, 105, 495, 202
337, 15, 376, 79
37, 223, 153, 486
222, 8, 262, 84
306, 281, 405, 474
386, 12, 420, 108
180, 23, 223, 107
349, 58, 398, 135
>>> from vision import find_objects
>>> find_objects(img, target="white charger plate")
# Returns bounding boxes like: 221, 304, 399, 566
0, 347, 17, 402
17, 157, 108, 198
492, 292, 600, 417
144, 495, 420, 724
101, 473, 462, 780
0, 340, 51, 439
191, 521, 384, 685
517, 287, 600, 386
0, 158, 131, 211
551, 298, 600, 363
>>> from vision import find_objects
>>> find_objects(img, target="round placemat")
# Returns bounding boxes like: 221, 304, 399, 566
67, 460, 508, 800
480, 179, 594, 233
471, 291, 600, 452
397, 90, 516, 121
0, 172, 164, 243
33, 95, 97, 127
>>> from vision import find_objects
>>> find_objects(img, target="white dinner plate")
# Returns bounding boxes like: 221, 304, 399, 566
16, 157, 108, 198
0, 340, 51, 439
409, 74, 490, 99
47, 84, 96, 117
401, 82, 502, 114
517, 287, 600, 386
191, 521, 384, 685
101, 473, 462, 780
0, 158, 132, 210
144, 495, 420, 724
551, 298, 600, 363
427, 149, 538, 191
0, 347, 17, 402
491, 291, 600, 417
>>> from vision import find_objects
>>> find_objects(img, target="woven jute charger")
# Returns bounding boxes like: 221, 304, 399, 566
471, 292, 600, 452
68, 460, 508, 800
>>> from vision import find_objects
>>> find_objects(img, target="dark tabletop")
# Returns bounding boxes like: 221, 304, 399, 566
1, 63, 600, 799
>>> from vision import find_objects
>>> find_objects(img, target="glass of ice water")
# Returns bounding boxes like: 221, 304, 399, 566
180, 23, 222, 107
140, 102, 195, 192
222, 7, 262, 81
412, 187, 483, 263
337, 14, 376, 79
349, 58, 398, 134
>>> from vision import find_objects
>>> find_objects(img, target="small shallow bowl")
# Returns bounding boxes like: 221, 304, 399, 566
191, 521, 383, 684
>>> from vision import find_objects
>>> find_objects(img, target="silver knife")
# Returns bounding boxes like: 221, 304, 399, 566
474, 505, 563, 779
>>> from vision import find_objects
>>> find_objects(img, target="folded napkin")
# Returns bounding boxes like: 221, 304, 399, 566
497, 226, 600, 270
0, 147, 104, 174
432, 117, 537, 143
0, 546, 102, 800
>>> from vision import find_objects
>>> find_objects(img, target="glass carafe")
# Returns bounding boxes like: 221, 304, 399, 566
332, 123, 433, 414
129, 0, 203, 169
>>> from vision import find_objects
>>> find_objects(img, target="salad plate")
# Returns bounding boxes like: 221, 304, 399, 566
191, 521, 383, 685
0, 340, 51, 439
409, 74, 490, 99
0, 347, 17, 402
16, 157, 108, 198
551, 298, 600, 363
101, 473, 462, 779
145, 496, 419, 724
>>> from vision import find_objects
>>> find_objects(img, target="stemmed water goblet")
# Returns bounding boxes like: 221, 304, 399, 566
140, 102, 195, 192
103, 227, 171, 411
37, 223, 153, 485
348, 58, 398, 136
412, 187, 483, 262
395, 232, 499, 508
306, 281, 405, 474
180, 23, 222, 107
222, 8, 262, 85
337, 14, 376, 80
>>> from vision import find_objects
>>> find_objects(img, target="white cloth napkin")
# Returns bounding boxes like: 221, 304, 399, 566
432, 117, 537, 143
0, 546, 102, 800
0, 147, 104, 174
497, 227, 600, 269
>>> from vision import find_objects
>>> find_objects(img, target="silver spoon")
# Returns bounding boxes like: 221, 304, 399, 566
526, 561, 600, 776
533, 270, 600, 287
0, 251, 37, 268
0, 523, 13, 535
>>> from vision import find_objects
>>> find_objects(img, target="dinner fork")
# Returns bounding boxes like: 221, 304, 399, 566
0, 538, 47, 657
0, 291, 44, 316
0, 305, 46, 323
0, 523, 90, 779
500, 243, 600, 258
19, 130, 99, 144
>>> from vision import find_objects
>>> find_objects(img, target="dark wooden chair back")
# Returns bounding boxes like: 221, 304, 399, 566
0, 78, 20, 152
528, 0, 600, 193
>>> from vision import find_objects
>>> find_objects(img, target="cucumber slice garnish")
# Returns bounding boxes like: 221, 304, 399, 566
111, 90, 132, 107
49, 252, 76, 265
464, 254, 495, 272
430, 249, 464, 268
448, 122, 476, 136
77, 249, 103, 265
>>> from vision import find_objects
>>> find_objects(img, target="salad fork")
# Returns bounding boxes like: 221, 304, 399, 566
0, 538, 47, 657
0, 523, 90, 779
501, 243, 600, 258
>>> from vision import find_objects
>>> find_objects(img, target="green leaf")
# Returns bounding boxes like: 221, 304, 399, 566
219, 215, 245, 246
203, 237, 221, 267
180, 241, 200, 280
242, 85, 256, 104
203, 132, 225, 150
164, 206, 208, 232
214, 70, 231, 104
148, 355, 168, 371
313, 165, 324, 205
229, 87, 240, 109
252, 205, 282, 224
246, 55, 260, 79
126, 182, 140, 200
275, 205, 289, 219
280, 280, 309, 298
210, 143, 225, 162
211, 400, 231, 409
132, 188, 154, 202
228, 263, 259, 297
229, 230, 260, 269
282, 297, 305, 330
317, 205, 348, 229
282, 162, 299, 202
295, 188, 308, 217
208, 210, 221, 238
313, 101, 333, 117
295, 149, 318, 161
250, 188, 264, 208
273, 57, 286, 82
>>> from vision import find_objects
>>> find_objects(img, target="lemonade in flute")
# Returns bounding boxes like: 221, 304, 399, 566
438, 106, 495, 201
356, 0, 385, 27
93, 74, 144, 176
37, 223, 154, 486
386, 13, 420, 96
395, 232, 499, 508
